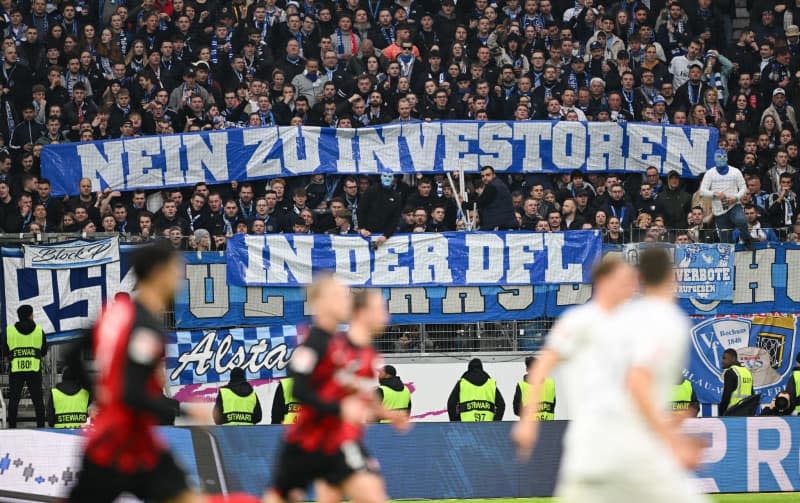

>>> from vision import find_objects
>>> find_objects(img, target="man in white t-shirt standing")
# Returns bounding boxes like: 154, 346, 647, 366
699, 148, 751, 247
511, 257, 639, 500
669, 39, 703, 89
607, 247, 709, 503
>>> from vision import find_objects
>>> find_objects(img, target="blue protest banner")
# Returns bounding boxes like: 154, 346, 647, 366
225, 230, 603, 287
40, 121, 719, 196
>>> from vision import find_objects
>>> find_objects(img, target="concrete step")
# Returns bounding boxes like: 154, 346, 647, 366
735, 7, 749, 17
733, 19, 751, 29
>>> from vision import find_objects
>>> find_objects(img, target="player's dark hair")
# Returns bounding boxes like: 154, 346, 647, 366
724, 348, 738, 360
638, 247, 673, 287
590, 256, 625, 285
131, 241, 177, 283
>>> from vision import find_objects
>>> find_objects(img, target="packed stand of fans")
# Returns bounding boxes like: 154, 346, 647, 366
0, 0, 798, 249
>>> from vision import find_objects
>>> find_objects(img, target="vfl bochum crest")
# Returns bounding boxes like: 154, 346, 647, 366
689, 315, 798, 403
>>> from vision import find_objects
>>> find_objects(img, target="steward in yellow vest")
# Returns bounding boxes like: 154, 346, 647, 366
377, 365, 411, 422
271, 377, 302, 424
447, 358, 505, 422
786, 353, 800, 414
47, 366, 91, 428
3, 304, 47, 428
719, 348, 753, 416
671, 378, 698, 416
213, 368, 262, 425
513, 356, 556, 420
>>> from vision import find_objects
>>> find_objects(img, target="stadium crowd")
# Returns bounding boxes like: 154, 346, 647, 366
0, 0, 797, 248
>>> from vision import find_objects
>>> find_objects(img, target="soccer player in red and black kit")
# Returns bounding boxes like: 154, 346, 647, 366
65, 243, 256, 503
264, 279, 409, 503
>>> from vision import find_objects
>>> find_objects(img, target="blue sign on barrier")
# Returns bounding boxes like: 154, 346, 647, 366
40, 121, 718, 196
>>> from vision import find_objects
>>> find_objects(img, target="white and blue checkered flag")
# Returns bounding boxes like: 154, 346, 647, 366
166, 327, 298, 386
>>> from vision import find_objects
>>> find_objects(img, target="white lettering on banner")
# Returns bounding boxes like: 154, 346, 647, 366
281, 126, 321, 174
244, 235, 313, 284
786, 249, 800, 302
183, 133, 229, 183
664, 126, 711, 176
478, 122, 513, 169
77, 140, 125, 188
125, 137, 165, 188
4, 258, 55, 332
552, 121, 587, 169
55, 123, 718, 194
626, 123, 664, 172
682, 418, 725, 493
545, 233, 583, 283
733, 248, 776, 304
514, 122, 552, 171
496, 286, 534, 311
505, 233, 543, 283
162, 135, 184, 185
170, 330, 292, 381
358, 126, 401, 173
442, 287, 485, 313
335, 128, 357, 173
403, 122, 440, 169
373, 236, 410, 285
56, 267, 102, 331
3, 256, 135, 336
386, 288, 430, 314
586, 121, 624, 171
331, 236, 371, 284
244, 286, 285, 317
465, 234, 504, 283
242, 126, 281, 177
442, 122, 479, 170
186, 263, 229, 318
411, 234, 452, 284
746, 418, 793, 491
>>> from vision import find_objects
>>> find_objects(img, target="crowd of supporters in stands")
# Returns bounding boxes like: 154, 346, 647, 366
0, 0, 798, 248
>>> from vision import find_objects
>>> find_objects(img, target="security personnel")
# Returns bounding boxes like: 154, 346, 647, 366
513, 356, 556, 420
447, 358, 505, 422
2, 305, 46, 428
376, 365, 411, 422
719, 348, 753, 415
671, 378, 699, 417
785, 352, 800, 413
46, 366, 90, 428
213, 367, 262, 425
271, 376, 301, 424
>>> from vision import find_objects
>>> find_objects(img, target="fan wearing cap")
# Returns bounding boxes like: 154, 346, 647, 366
699, 148, 752, 248
674, 63, 708, 110
786, 25, 800, 56
167, 67, 213, 111
754, 8, 782, 44
761, 87, 798, 132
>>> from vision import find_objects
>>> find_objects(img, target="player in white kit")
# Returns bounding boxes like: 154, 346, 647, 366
597, 247, 708, 503
511, 257, 639, 499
